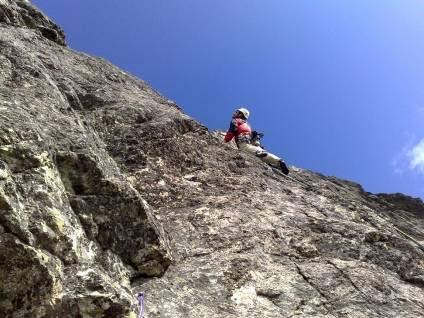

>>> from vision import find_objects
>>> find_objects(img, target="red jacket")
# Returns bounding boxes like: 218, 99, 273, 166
224, 118, 252, 143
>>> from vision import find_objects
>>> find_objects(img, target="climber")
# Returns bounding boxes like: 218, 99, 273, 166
224, 107, 290, 175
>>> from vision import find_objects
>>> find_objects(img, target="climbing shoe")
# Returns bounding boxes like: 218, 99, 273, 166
255, 150, 268, 158
279, 160, 289, 175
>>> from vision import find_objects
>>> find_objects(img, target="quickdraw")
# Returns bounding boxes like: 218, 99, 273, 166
137, 292, 145, 318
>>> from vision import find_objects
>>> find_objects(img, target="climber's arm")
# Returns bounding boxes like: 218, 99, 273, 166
224, 119, 238, 143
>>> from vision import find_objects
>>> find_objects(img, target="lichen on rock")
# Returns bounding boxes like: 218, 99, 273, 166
0, 1, 423, 317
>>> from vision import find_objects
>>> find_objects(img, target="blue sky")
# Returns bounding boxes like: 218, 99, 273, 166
33, 0, 424, 199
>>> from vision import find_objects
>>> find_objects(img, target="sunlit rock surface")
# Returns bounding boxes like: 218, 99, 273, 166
0, 1, 423, 317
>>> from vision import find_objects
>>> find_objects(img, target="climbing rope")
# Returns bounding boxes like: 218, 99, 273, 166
137, 292, 145, 318
270, 167, 311, 189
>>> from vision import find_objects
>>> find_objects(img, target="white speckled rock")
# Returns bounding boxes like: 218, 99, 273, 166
0, 1, 423, 317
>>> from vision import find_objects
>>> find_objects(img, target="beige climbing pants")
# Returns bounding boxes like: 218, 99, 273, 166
238, 142, 281, 168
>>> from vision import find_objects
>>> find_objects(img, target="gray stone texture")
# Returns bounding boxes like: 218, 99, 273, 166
0, 1, 423, 317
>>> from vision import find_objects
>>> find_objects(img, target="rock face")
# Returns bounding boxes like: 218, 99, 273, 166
0, 0, 65, 45
0, 1, 423, 317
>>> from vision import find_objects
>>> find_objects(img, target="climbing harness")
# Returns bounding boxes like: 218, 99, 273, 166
251, 131, 264, 146
137, 292, 145, 318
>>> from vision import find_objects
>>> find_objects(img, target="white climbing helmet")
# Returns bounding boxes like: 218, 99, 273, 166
236, 107, 250, 119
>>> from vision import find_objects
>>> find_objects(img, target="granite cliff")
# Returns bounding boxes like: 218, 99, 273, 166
0, 1, 423, 317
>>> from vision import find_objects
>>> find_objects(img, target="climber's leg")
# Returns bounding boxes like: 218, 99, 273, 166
238, 142, 289, 174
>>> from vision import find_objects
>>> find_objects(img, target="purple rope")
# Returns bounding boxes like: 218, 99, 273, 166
137, 292, 145, 318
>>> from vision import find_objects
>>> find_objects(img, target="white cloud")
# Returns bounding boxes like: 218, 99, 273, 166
392, 140, 415, 175
391, 154, 405, 175
409, 139, 424, 173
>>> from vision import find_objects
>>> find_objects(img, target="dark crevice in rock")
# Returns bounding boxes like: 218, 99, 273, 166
403, 276, 424, 288
292, 261, 341, 318
77, 91, 117, 110
293, 263, 328, 301
328, 261, 373, 298
0, 220, 30, 245
130, 271, 166, 285
256, 292, 284, 313
256, 290, 284, 312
